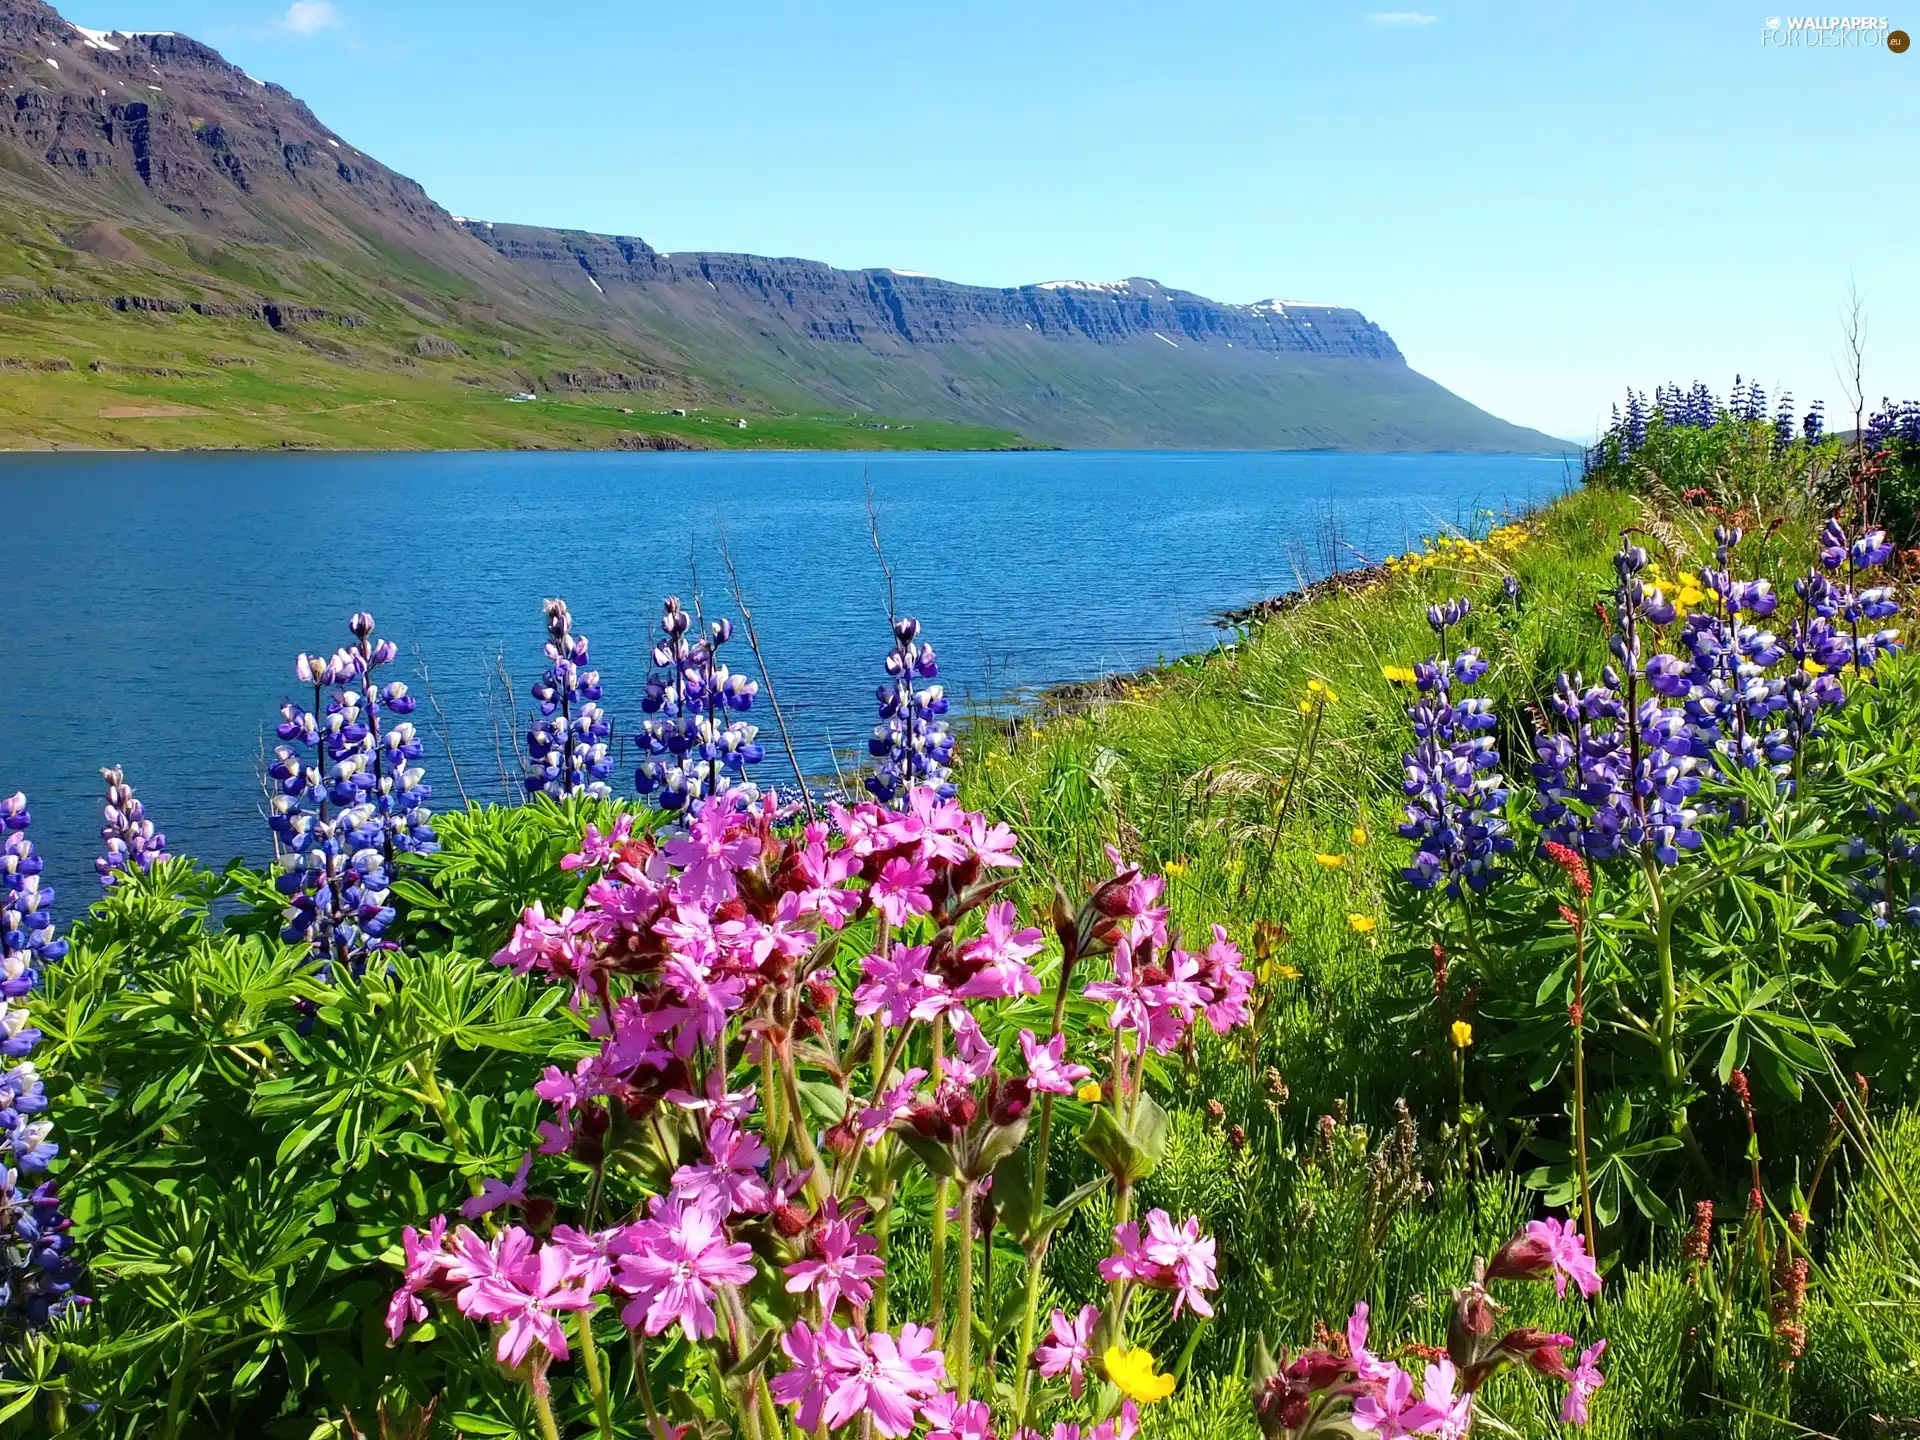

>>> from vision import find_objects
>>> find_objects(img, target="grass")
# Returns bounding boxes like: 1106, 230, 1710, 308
0, 202, 1032, 453
949, 478, 1920, 1437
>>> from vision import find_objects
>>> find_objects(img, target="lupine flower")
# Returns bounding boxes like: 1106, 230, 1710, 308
270, 615, 434, 983
635, 596, 764, 811
0, 795, 85, 1336
1398, 602, 1516, 896
524, 599, 614, 800
782, 1204, 885, 1318
867, 617, 956, 806
1034, 1303, 1100, 1396
612, 1193, 756, 1340
95, 767, 168, 886
1561, 1339, 1607, 1424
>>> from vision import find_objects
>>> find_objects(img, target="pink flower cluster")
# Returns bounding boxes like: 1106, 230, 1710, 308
1255, 1225, 1609, 1440
1083, 845, 1253, 1053
1099, 1209, 1219, 1318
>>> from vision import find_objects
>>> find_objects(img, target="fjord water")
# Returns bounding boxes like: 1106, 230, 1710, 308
0, 449, 1569, 899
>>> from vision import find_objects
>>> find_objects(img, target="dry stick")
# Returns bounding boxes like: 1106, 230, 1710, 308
412, 643, 472, 810
489, 648, 519, 804
719, 527, 818, 823
866, 476, 898, 626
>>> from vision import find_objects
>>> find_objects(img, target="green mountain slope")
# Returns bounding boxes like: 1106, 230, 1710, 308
0, 0, 1565, 453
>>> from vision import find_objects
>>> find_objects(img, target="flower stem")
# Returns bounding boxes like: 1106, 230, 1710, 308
530, 1380, 564, 1440
629, 1330, 664, 1437
1572, 918, 1597, 1260
577, 1308, 614, 1440
954, 1179, 978, 1398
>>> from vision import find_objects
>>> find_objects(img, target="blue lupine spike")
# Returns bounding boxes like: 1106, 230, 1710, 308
525, 599, 614, 801
865, 616, 957, 808
0, 794, 89, 1336
634, 596, 762, 811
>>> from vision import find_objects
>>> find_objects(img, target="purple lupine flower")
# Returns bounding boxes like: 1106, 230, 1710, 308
1531, 544, 1703, 865
95, 767, 169, 888
0, 795, 88, 1336
525, 599, 614, 800
270, 615, 434, 984
867, 617, 956, 807
634, 596, 764, 811
1397, 600, 1515, 896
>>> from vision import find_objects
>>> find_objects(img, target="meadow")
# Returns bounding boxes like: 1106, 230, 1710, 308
3, 386, 1919, 1439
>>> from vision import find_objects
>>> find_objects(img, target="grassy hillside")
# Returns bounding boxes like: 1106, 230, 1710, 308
0, 209, 1026, 451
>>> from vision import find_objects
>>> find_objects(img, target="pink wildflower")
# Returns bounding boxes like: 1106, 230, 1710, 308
880, 788, 971, 865
1033, 1303, 1099, 1396
1087, 1404, 1141, 1440
1143, 1208, 1218, 1318
385, 1215, 449, 1341
820, 1322, 948, 1437
871, 856, 935, 927
944, 1011, 999, 1087
562, 813, 635, 870
1523, 1216, 1604, 1298
858, 1068, 928, 1143
854, 945, 948, 1025
1561, 1339, 1606, 1424
770, 1319, 841, 1432
1351, 1364, 1444, 1439
922, 1395, 995, 1440
1098, 1219, 1154, 1286
964, 811, 1023, 869
671, 1118, 772, 1216
1196, 925, 1255, 1033
451, 1227, 596, 1368
782, 1207, 885, 1318
1020, 1030, 1092, 1096
461, 1151, 532, 1220
1419, 1358, 1472, 1440
664, 796, 761, 907
1346, 1302, 1400, 1385
612, 1195, 757, 1341
955, 901, 1044, 1000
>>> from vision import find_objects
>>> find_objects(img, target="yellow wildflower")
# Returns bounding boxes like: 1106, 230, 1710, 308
1313, 853, 1345, 869
1322, 687, 1340, 704
1298, 700, 1314, 714
1350, 826, 1369, 845
1347, 914, 1377, 934
1163, 860, 1188, 877
1104, 1345, 1177, 1405
1076, 1081, 1104, 1104
1380, 665, 1416, 685
1451, 1020, 1474, 1050
1272, 962, 1301, 981
1802, 658, 1825, 676
1308, 678, 1326, 694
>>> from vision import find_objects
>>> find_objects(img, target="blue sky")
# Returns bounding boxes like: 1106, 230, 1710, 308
65, 0, 1920, 440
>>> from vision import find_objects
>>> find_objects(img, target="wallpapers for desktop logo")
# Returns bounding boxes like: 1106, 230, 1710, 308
1761, 14, 1908, 47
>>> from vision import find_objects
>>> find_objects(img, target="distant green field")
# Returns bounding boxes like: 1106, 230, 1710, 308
0, 309, 1026, 452
0, 208, 1030, 453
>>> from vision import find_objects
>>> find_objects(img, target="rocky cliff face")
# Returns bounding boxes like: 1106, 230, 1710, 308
460, 220, 1403, 362
0, 0, 483, 269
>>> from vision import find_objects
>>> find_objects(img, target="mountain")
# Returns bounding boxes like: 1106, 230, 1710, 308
0, 0, 1566, 453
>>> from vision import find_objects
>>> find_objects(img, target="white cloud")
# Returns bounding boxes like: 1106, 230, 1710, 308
282, 1, 339, 36
1368, 11, 1440, 24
